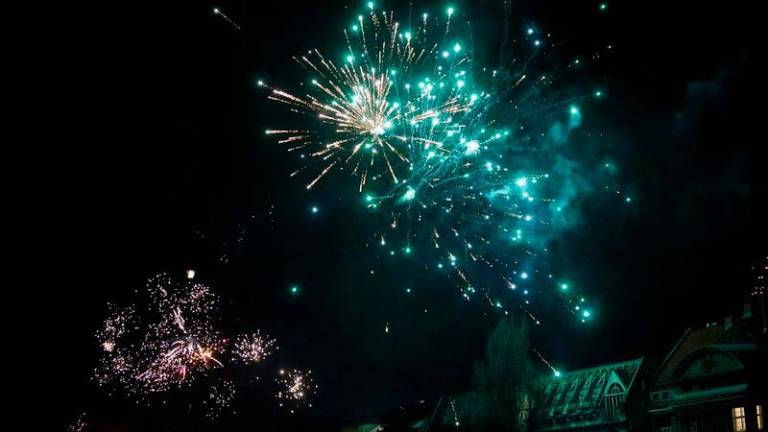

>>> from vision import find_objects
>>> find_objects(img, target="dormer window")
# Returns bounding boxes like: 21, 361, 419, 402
605, 383, 624, 419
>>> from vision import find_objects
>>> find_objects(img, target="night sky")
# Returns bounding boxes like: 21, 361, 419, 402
48, 0, 764, 430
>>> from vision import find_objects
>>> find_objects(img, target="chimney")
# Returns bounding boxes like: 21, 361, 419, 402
743, 303, 752, 319
724, 315, 733, 330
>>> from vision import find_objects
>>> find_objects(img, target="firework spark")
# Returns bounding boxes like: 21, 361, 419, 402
212, 7, 240, 30
69, 412, 88, 432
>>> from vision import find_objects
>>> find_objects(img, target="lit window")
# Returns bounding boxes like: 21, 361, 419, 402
758, 405, 764, 430
733, 407, 746, 432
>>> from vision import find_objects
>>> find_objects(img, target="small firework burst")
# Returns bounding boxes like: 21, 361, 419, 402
203, 379, 238, 420
276, 368, 318, 411
232, 331, 278, 364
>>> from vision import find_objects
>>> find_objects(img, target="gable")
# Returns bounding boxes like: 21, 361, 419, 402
677, 348, 744, 378
605, 370, 627, 394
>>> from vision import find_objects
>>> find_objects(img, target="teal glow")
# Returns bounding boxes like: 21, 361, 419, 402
465, 140, 480, 155
553, 369, 562, 377
403, 187, 416, 201
290, 285, 300, 295
453, 43, 462, 53
447, 6, 454, 16
311, 206, 319, 213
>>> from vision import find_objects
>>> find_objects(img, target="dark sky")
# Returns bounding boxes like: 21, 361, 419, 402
47, 0, 764, 430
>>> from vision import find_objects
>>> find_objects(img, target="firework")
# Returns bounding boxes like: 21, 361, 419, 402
93, 273, 312, 418
203, 379, 238, 420
232, 331, 278, 364
276, 368, 318, 411
264, 4, 488, 192
94, 275, 226, 394
263, 4, 622, 331
212, 7, 240, 30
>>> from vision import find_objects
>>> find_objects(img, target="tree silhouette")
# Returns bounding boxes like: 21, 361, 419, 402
450, 315, 537, 431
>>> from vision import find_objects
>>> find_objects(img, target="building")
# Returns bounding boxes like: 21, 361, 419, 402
648, 300, 767, 432
533, 358, 646, 431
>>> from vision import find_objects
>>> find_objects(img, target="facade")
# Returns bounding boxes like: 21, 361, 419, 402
534, 358, 645, 431
648, 302, 766, 432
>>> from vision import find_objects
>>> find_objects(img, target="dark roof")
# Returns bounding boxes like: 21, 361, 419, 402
654, 319, 754, 383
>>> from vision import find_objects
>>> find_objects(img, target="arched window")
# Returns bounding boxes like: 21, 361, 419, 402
604, 383, 625, 420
